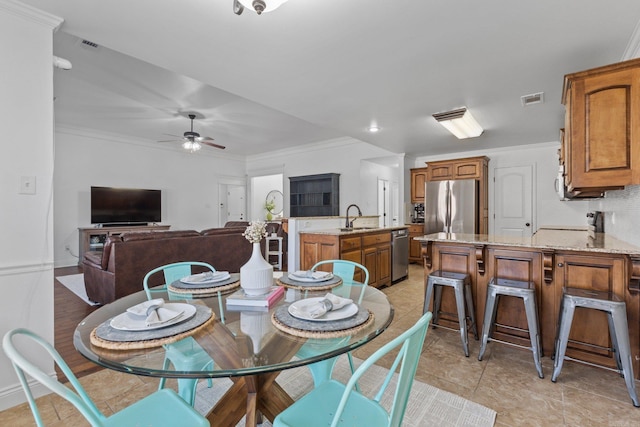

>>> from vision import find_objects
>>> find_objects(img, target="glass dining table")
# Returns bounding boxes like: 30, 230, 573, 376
73, 279, 394, 427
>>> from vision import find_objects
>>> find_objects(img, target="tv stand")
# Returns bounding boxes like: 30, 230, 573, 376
78, 224, 170, 265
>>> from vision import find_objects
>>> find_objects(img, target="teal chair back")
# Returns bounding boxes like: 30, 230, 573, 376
275, 311, 433, 427
311, 259, 369, 303
2, 328, 209, 427
142, 261, 218, 405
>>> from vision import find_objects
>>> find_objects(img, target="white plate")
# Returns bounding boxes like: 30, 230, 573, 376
288, 271, 334, 283
110, 303, 197, 331
180, 271, 230, 285
288, 297, 358, 322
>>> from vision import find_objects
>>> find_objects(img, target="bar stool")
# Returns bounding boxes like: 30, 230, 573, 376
551, 287, 639, 407
478, 277, 544, 378
423, 270, 478, 357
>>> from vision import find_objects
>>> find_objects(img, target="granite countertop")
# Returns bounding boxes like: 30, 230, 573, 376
414, 229, 640, 255
299, 225, 410, 236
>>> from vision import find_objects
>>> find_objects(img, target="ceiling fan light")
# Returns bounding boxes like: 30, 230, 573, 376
238, 0, 289, 14
182, 140, 192, 150
192, 141, 202, 151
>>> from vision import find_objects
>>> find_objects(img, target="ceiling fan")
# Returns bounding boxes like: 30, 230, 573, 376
159, 113, 226, 153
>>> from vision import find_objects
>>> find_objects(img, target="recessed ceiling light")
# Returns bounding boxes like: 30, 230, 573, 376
369, 126, 380, 133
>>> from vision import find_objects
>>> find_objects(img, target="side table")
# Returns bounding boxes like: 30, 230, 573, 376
265, 235, 283, 270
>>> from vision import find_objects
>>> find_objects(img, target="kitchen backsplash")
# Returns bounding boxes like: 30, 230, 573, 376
590, 185, 640, 246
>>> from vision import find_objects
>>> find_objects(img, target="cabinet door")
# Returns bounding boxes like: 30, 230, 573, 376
568, 68, 640, 190
554, 253, 627, 369
482, 248, 545, 352
452, 160, 481, 179
426, 163, 453, 181
299, 234, 340, 270
410, 168, 428, 203
362, 246, 378, 287
376, 243, 391, 287
428, 244, 478, 331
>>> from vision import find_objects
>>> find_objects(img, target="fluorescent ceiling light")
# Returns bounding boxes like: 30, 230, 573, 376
432, 107, 483, 139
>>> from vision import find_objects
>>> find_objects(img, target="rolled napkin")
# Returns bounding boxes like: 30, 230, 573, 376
291, 270, 332, 281
126, 298, 184, 327
308, 293, 353, 319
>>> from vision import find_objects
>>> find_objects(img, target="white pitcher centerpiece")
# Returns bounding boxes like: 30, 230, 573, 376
240, 221, 274, 295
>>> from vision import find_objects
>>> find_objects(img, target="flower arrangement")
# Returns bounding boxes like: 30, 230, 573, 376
264, 197, 276, 220
243, 220, 268, 243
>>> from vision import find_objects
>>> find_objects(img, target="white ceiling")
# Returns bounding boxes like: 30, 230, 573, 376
19, 0, 640, 157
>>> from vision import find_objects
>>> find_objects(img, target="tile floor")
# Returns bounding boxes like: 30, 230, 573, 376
2, 264, 639, 426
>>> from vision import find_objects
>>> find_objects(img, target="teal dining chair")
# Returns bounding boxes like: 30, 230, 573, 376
143, 261, 217, 405
2, 328, 210, 427
298, 260, 369, 387
274, 311, 433, 427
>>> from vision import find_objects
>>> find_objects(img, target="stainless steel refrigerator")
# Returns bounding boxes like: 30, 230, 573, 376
424, 179, 478, 234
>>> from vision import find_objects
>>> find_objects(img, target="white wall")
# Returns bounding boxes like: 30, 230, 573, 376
54, 128, 247, 267
250, 174, 282, 221
247, 137, 403, 218
0, 1, 63, 411
412, 142, 591, 233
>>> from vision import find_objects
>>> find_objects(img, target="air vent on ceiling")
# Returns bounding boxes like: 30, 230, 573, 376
521, 92, 544, 106
81, 39, 100, 49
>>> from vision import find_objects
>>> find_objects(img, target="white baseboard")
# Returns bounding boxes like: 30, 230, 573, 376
0, 375, 54, 412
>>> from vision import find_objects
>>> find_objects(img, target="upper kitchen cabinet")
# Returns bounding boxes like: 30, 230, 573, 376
562, 58, 640, 195
410, 167, 428, 203
426, 156, 488, 181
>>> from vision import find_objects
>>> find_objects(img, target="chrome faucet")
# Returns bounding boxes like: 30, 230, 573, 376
345, 204, 362, 229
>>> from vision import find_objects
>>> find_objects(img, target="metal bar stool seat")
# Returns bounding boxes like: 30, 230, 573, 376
478, 277, 544, 378
423, 270, 478, 357
551, 287, 639, 407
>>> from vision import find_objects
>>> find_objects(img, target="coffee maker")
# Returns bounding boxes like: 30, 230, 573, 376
413, 203, 424, 223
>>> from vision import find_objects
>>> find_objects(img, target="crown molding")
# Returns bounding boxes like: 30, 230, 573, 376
246, 136, 366, 163
0, 0, 63, 30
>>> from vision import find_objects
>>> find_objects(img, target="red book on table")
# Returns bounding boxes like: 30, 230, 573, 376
226, 285, 285, 308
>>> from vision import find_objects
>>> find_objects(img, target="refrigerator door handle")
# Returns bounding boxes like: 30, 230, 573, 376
445, 181, 451, 233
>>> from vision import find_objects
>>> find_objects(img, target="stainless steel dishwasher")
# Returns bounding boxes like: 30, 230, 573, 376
391, 229, 409, 283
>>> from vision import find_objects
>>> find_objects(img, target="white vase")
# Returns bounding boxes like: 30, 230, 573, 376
240, 311, 271, 354
240, 242, 274, 296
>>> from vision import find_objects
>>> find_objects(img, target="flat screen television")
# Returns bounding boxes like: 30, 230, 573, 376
91, 186, 161, 225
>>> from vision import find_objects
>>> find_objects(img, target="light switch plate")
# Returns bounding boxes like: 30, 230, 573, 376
19, 176, 36, 195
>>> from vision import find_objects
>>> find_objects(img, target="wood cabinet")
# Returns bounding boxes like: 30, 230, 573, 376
362, 231, 391, 288
78, 225, 170, 264
408, 224, 423, 264
421, 238, 640, 378
289, 173, 340, 217
410, 167, 428, 203
299, 230, 392, 288
553, 252, 627, 369
421, 156, 489, 234
562, 57, 640, 195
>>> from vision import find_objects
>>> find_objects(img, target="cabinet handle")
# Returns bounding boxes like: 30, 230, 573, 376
557, 263, 564, 267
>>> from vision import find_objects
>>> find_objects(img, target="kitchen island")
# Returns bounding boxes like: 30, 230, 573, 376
415, 230, 640, 378
299, 226, 409, 288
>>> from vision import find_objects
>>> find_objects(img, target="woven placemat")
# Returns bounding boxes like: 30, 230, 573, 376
271, 304, 374, 339
90, 306, 215, 350
276, 274, 343, 291
168, 280, 240, 296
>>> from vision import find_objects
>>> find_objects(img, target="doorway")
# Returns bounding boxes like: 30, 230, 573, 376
218, 183, 246, 226
494, 165, 534, 237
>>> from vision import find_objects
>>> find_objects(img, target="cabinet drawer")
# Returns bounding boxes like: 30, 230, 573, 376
340, 236, 361, 251
362, 232, 391, 246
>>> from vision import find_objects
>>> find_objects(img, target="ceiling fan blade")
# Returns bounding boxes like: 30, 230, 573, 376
201, 141, 226, 150
157, 139, 180, 143
162, 133, 183, 138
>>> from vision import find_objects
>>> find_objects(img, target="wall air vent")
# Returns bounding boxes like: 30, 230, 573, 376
81, 39, 100, 49
520, 92, 544, 106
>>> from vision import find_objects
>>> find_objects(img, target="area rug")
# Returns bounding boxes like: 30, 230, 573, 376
56, 274, 100, 306
194, 356, 496, 426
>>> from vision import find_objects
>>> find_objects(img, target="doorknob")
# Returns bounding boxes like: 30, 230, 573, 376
525, 223, 530, 227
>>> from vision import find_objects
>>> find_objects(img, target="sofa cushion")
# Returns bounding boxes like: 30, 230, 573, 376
120, 230, 200, 242
201, 227, 246, 236
224, 221, 249, 228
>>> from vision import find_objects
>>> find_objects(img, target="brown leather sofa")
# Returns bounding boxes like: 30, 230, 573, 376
83, 227, 254, 304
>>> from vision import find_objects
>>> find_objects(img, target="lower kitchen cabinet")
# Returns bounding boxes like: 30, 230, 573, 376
408, 224, 423, 264
299, 230, 392, 288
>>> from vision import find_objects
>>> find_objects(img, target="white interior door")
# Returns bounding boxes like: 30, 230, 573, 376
225, 185, 246, 222
494, 165, 534, 237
